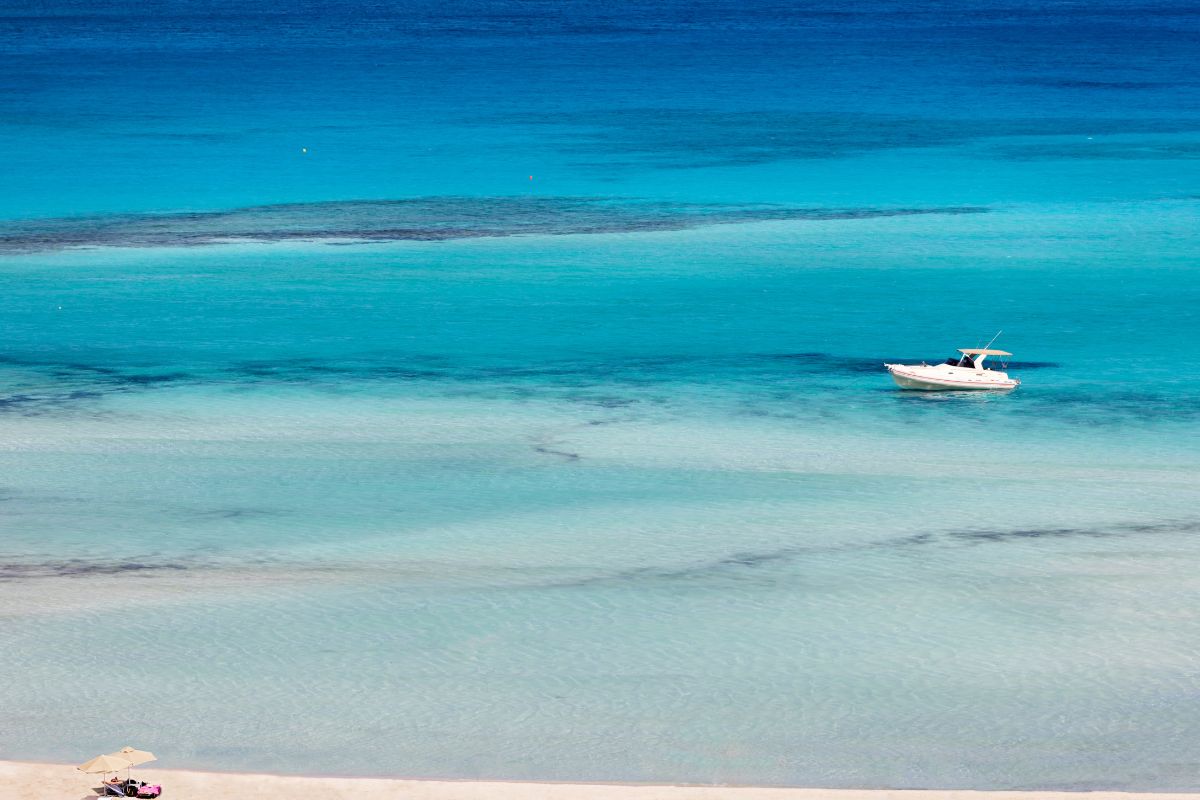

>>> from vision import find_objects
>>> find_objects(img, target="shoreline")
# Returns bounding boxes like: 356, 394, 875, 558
6, 761, 1200, 800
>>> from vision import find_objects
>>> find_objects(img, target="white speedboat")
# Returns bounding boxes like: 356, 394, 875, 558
885, 347, 1019, 391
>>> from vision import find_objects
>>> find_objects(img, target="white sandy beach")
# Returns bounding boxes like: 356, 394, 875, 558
6, 761, 1200, 800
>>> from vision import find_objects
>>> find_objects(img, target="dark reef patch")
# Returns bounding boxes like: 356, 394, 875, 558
550, 519, 1200, 589
951, 526, 1112, 543
0, 355, 204, 416
532, 445, 583, 462
0, 559, 192, 581
118, 372, 192, 385
0, 196, 988, 255
0, 389, 105, 416
951, 520, 1199, 545
4, 349, 1196, 431
6, 519, 1196, 589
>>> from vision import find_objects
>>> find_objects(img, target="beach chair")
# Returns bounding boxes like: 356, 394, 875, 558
99, 781, 126, 798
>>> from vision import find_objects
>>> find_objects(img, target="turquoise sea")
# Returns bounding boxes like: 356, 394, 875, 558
2, 0, 1200, 790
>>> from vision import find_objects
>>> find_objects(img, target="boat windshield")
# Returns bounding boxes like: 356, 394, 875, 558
946, 355, 975, 368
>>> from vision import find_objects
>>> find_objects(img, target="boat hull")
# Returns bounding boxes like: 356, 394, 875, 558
886, 365, 1018, 391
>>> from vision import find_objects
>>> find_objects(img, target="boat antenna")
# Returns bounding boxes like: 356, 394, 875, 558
982, 330, 1003, 351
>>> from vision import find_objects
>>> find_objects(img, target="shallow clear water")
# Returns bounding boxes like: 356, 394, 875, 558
1, 0, 1200, 790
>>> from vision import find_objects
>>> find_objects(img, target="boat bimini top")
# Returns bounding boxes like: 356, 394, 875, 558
945, 348, 1012, 369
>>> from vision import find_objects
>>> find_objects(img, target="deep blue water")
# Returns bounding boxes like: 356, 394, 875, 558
1, 0, 1200, 790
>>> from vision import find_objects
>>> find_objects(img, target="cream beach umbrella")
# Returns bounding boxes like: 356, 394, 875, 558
109, 747, 156, 782
78, 753, 133, 787
79, 754, 133, 773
